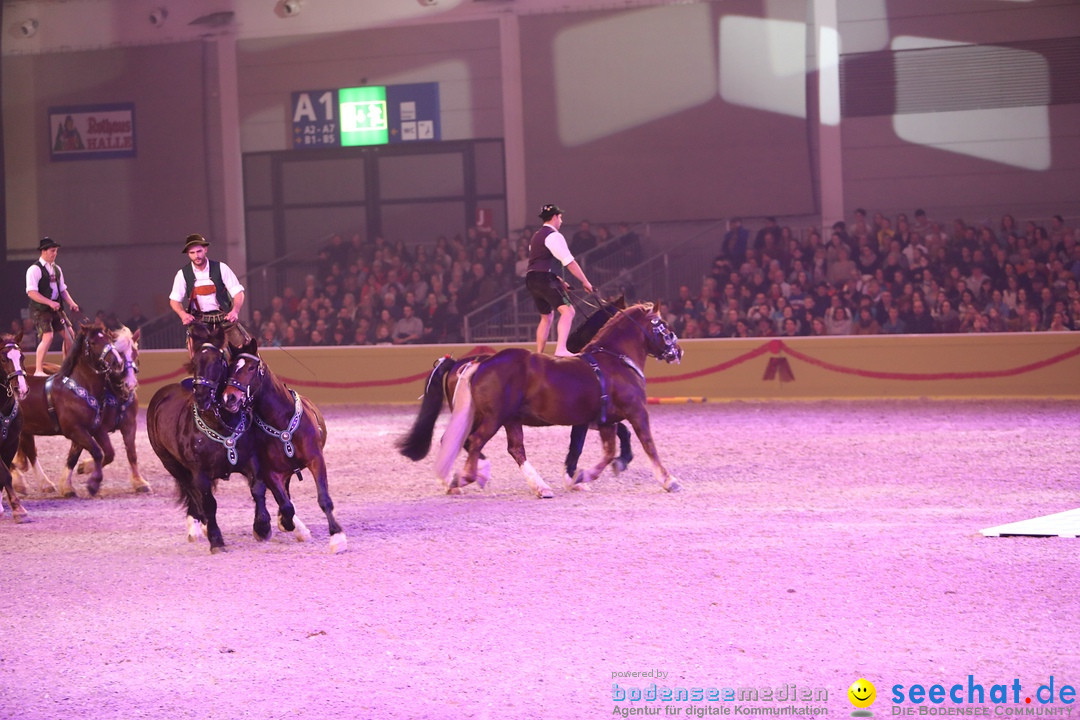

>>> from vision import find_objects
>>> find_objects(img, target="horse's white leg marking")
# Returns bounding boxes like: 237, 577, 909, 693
520, 460, 554, 499
434, 363, 477, 490
57, 466, 77, 498
33, 459, 58, 494
186, 515, 204, 542
291, 514, 312, 542
329, 531, 348, 555
476, 457, 491, 489
130, 466, 152, 493
650, 460, 681, 493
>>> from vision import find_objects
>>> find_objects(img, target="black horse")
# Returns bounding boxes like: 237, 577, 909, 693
220, 338, 346, 554
146, 323, 267, 552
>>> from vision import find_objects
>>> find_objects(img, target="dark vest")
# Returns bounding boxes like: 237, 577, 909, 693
29, 260, 62, 312
527, 226, 560, 275
182, 260, 233, 313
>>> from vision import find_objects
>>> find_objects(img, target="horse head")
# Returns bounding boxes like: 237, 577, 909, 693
1, 332, 29, 400
111, 326, 140, 396
221, 338, 264, 415
636, 302, 683, 364
67, 323, 125, 380
186, 322, 229, 412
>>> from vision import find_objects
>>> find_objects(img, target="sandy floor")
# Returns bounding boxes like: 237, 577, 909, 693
2, 400, 1078, 720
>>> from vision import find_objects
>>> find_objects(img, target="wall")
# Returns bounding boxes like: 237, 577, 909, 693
1, 42, 214, 321
837, 0, 1080, 222
126, 333, 1080, 406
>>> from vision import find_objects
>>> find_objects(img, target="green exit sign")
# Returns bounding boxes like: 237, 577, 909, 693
339, 86, 388, 146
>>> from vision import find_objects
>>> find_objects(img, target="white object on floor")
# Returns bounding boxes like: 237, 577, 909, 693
981, 508, 1080, 538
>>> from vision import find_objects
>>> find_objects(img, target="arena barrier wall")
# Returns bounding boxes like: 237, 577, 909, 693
126, 333, 1080, 404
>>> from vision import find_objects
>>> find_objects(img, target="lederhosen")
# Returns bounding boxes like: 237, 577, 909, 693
525, 226, 571, 314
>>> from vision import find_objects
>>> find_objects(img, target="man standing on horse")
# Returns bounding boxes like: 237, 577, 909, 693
169, 233, 250, 355
526, 204, 594, 357
25, 236, 81, 376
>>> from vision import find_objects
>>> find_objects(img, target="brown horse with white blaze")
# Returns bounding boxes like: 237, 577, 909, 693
408, 302, 683, 498
1, 333, 31, 522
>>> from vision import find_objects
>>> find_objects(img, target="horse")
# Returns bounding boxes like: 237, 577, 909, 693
14, 325, 150, 496
564, 296, 634, 482
395, 296, 634, 489
220, 338, 347, 554
12, 323, 130, 497
146, 323, 275, 553
0, 333, 31, 523
400, 302, 683, 497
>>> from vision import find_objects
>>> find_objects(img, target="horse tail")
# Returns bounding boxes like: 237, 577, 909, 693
396, 356, 457, 461
432, 361, 478, 483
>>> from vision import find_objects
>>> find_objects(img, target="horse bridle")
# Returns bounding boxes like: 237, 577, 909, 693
192, 342, 229, 401
613, 307, 681, 362
224, 352, 265, 409
2, 341, 26, 398
87, 332, 125, 376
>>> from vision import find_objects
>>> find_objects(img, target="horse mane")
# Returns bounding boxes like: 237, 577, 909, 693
581, 302, 653, 352
58, 323, 101, 377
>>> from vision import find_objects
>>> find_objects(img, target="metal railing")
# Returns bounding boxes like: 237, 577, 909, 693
463, 220, 726, 343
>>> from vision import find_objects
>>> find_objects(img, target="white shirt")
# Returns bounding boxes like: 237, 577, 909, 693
26, 261, 67, 299
169, 261, 244, 313
543, 227, 575, 266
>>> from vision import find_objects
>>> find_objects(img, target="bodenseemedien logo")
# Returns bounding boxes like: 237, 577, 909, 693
849, 678, 877, 716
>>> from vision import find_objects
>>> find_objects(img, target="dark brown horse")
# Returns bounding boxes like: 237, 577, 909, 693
220, 338, 347, 554
1, 333, 31, 522
13, 323, 130, 497
146, 323, 270, 552
400, 302, 683, 497
16, 325, 150, 496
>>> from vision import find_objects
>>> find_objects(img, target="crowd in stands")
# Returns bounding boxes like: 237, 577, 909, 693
12, 209, 1072, 351
662, 210, 1080, 339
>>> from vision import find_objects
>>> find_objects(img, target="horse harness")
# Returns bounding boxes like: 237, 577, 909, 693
192, 402, 249, 466
42, 337, 128, 433
1, 341, 25, 442
228, 351, 305, 461
579, 350, 646, 425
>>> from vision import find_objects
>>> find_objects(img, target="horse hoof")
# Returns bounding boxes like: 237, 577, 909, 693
476, 458, 492, 488
664, 479, 682, 493
14, 512, 32, 524
210, 545, 227, 554
133, 481, 152, 494
446, 486, 463, 496
570, 482, 591, 492
293, 518, 312, 542
329, 533, 348, 554
536, 487, 554, 499
613, 459, 628, 474
60, 488, 77, 499
12, 478, 27, 495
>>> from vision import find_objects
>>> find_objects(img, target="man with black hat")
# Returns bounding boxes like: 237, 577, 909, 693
25, 236, 80, 375
169, 233, 248, 354
526, 204, 594, 357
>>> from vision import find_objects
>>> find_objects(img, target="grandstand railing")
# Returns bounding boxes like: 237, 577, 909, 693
463, 220, 727, 344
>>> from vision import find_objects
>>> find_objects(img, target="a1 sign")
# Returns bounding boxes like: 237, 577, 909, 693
291, 90, 339, 148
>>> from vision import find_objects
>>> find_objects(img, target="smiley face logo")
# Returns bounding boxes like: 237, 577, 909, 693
848, 678, 876, 709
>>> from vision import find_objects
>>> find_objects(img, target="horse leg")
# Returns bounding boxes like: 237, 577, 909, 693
451, 418, 499, 494
308, 455, 347, 554
625, 413, 681, 492
563, 424, 589, 488
121, 412, 151, 494
613, 422, 634, 474
1, 469, 30, 523
196, 473, 226, 552
505, 422, 553, 499
14, 440, 58, 495
65, 431, 106, 497
262, 471, 309, 543
572, 424, 618, 489
247, 475, 273, 542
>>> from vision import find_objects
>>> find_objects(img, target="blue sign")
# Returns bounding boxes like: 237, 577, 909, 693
386, 82, 441, 143
291, 90, 339, 148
